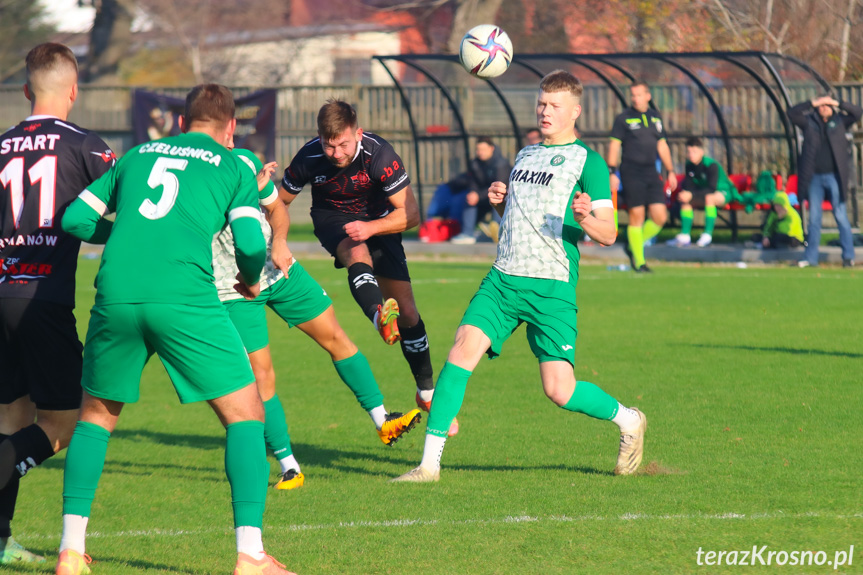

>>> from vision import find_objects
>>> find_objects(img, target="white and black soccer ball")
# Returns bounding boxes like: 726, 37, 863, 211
458, 24, 513, 79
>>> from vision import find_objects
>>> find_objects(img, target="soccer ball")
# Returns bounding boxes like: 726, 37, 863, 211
458, 24, 513, 79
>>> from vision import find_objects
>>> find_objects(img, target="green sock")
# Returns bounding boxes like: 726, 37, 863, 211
334, 351, 384, 412
263, 395, 292, 459
427, 362, 471, 438
62, 422, 110, 517
626, 226, 645, 267
225, 421, 267, 528
562, 381, 619, 420
704, 205, 717, 235
643, 219, 663, 242
681, 207, 694, 235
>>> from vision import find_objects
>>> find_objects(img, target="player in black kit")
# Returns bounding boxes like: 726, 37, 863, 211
280, 99, 457, 436
0, 43, 115, 564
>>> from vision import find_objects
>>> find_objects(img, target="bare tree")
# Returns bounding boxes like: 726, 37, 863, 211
446, 0, 506, 53
701, 0, 863, 81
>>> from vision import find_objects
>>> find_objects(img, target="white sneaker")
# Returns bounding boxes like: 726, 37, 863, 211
450, 233, 476, 245
666, 233, 691, 247
614, 408, 647, 476
390, 466, 440, 483
696, 233, 713, 247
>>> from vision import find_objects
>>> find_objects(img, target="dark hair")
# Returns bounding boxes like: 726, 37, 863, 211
25, 43, 78, 89
539, 70, 584, 101
631, 81, 650, 92
476, 136, 495, 147
317, 99, 358, 141
184, 84, 235, 129
685, 136, 703, 148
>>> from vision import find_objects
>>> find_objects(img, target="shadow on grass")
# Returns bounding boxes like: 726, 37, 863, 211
38, 457, 221, 482
447, 463, 613, 477
112, 428, 225, 450
90, 555, 199, 575
40, 429, 612, 480
687, 343, 863, 359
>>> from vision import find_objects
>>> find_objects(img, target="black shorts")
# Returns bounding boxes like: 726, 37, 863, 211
0, 298, 83, 410
620, 166, 665, 208
311, 210, 411, 282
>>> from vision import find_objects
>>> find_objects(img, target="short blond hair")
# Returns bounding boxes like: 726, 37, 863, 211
539, 70, 583, 102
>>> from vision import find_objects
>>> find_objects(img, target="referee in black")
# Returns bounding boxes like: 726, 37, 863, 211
606, 82, 677, 272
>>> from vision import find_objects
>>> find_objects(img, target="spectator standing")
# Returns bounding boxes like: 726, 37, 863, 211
788, 95, 862, 267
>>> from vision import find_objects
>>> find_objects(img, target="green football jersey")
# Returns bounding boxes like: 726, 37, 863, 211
212, 148, 285, 301
80, 132, 262, 304
495, 140, 611, 286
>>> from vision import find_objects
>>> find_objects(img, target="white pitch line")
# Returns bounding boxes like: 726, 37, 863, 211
21, 511, 863, 543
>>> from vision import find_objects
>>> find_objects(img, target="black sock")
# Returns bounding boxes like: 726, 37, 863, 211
0, 424, 55, 490
348, 263, 383, 321
399, 317, 434, 390
0, 435, 17, 539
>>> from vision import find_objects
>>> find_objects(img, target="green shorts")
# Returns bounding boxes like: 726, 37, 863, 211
82, 302, 254, 404
223, 261, 332, 353
460, 267, 578, 364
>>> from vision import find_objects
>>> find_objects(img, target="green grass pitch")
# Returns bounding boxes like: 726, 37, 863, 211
14, 257, 862, 574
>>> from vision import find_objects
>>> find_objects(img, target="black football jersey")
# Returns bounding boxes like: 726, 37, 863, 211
282, 132, 410, 219
610, 107, 666, 168
0, 116, 115, 306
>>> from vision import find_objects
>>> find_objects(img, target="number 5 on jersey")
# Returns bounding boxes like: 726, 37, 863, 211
140, 157, 188, 220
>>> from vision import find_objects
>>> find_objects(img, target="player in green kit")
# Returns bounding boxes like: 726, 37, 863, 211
213, 147, 420, 490
392, 70, 648, 483
56, 85, 296, 575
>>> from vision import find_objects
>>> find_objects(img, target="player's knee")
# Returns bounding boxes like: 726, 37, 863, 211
448, 328, 485, 367
543, 382, 571, 407
252, 363, 276, 396
397, 304, 420, 327
326, 327, 358, 360
34, 413, 78, 452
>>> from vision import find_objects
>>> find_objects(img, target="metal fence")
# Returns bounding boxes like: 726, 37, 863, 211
2, 82, 861, 223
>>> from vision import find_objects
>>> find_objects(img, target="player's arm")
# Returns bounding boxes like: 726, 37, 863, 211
572, 196, 616, 246
606, 139, 622, 193
254, 161, 293, 276
573, 152, 617, 246
343, 185, 419, 242
262, 196, 293, 276
489, 181, 508, 217
61, 166, 118, 244
229, 173, 267, 298
706, 163, 719, 192
656, 139, 677, 191
61, 193, 114, 244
